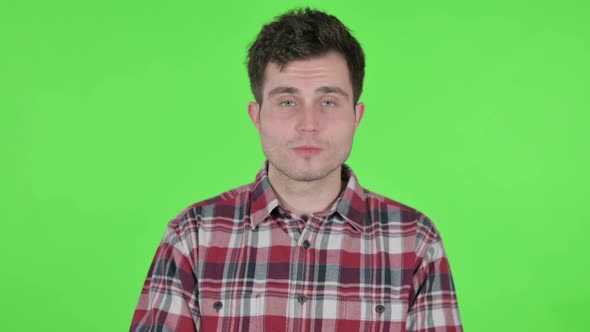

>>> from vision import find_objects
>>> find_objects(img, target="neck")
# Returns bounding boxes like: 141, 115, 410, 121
267, 164, 344, 220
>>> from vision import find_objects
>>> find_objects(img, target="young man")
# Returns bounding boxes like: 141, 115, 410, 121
131, 8, 462, 332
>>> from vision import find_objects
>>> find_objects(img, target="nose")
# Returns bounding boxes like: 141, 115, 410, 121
296, 104, 320, 134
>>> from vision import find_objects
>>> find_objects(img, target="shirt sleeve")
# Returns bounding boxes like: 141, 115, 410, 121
406, 217, 463, 332
131, 223, 200, 332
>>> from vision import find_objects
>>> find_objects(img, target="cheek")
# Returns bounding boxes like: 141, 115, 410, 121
327, 118, 357, 140
336, 134, 355, 151
259, 124, 287, 151
260, 114, 294, 138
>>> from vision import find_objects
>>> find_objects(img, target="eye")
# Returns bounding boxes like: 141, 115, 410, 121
322, 100, 335, 107
280, 100, 296, 107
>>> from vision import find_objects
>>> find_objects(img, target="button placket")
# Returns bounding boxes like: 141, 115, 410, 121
282, 213, 302, 243
299, 215, 321, 250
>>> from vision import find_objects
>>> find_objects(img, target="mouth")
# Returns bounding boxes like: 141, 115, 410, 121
293, 145, 323, 157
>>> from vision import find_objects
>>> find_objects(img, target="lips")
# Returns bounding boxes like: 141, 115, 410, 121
293, 145, 322, 156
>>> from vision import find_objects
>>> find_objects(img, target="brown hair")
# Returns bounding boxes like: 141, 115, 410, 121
247, 8, 365, 105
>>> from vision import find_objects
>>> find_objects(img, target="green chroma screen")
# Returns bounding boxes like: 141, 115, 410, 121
1, 0, 588, 330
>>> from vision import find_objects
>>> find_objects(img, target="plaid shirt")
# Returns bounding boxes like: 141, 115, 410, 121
131, 162, 462, 332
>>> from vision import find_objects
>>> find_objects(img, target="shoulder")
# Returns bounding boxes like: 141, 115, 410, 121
362, 188, 444, 261
166, 183, 253, 237
362, 188, 440, 238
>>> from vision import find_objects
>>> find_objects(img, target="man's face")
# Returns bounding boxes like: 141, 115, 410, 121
248, 51, 365, 182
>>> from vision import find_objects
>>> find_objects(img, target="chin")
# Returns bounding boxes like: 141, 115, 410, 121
290, 172, 327, 182
279, 163, 340, 182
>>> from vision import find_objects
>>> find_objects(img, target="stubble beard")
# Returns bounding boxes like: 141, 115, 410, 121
266, 145, 352, 184
273, 159, 340, 183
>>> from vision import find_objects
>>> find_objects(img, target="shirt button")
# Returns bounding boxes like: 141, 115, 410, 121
375, 304, 385, 313
302, 240, 311, 249
213, 301, 223, 310
297, 295, 307, 304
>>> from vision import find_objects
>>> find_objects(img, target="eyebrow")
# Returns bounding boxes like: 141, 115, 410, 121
268, 86, 299, 97
316, 86, 349, 97
267, 86, 349, 98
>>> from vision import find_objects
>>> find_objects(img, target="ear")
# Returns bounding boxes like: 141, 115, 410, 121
354, 102, 365, 130
248, 102, 261, 131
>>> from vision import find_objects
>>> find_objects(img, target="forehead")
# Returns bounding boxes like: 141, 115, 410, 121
262, 52, 352, 94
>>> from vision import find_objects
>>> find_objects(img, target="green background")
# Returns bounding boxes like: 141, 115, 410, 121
1, 0, 588, 330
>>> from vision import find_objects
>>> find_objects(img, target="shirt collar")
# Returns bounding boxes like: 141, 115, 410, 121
248, 161, 367, 232
249, 162, 281, 228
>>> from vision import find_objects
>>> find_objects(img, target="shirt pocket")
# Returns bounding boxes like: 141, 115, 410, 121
199, 293, 263, 331
338, 297, 408, 332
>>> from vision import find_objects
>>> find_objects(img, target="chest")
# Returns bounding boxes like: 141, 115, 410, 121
195, 219, 416, 331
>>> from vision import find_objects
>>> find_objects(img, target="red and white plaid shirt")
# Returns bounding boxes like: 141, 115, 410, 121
131, 162, 462, 331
